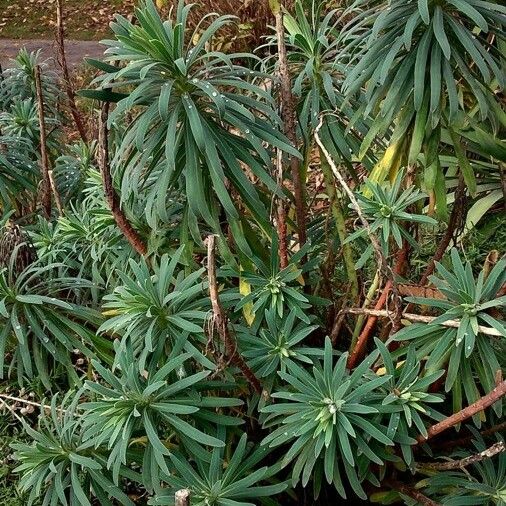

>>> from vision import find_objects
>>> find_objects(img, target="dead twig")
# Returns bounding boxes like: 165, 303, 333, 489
417, 381, 506, 444
0, 393, 67, 413
48, 169, 64, 216
205, 235, 262, 394
0, 398, 24, 424
420, 441, 505, 471
344, 308, 503, 337
98, 102, 147, 256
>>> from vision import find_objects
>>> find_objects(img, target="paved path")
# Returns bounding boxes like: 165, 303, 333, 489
0, 38, 103, 69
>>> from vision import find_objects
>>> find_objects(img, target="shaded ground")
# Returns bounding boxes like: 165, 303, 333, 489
0, 0, 133, 40
0, 38, 103, 69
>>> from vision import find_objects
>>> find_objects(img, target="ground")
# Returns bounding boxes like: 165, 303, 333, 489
0, 0, 133, 40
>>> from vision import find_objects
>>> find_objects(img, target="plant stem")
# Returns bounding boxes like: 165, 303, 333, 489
271, 0, 307, 250
345, 308, 503, 337
346, 246, 408, 368
417, 381, 506, 443
98, 102, 147, 256
419, 441, 505, 471
34, 65, 52, 218
350, 271, 380, 348
55, 0, 88, 143
437, 422, 506, 451
389, 481, 441, 506
319, 147, 359, 302
48, 169, 63, 216
205, 235, 263, 394
276, 149, 289, 269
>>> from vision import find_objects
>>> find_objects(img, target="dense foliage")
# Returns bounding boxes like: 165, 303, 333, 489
0, 0, 505, 504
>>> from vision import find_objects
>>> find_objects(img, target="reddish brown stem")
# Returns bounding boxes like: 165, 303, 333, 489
273, 2, 307, 250
98, 102, 147, 256
276, 150, 289, 269
389, 481, 441, 506
417, 381, 506, 444
206, 235, 262, 394
347, 247, 408, 369
55, 0, 88, 143
34, 65, 52, 218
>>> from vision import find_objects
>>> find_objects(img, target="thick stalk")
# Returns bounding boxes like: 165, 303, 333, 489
98, 102, 147, 256
276, 149, 289, 269
271, 0, 307, 249
417, 381, 506, 443
56, 0, 88, 143
320, 148, 358, 301
206, 235, 262, 394
34, 65, 52, 218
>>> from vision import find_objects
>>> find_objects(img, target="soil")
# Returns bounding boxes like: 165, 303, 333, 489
0, 38, 103, 69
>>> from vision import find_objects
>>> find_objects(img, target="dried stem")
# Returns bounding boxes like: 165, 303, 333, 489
98, 102, 147, 256
34, 65, 52, 218
0, 394, 67, 414
420, 441, 505, 471
55, 0, 88, 143
319, 147, 359, 302
271, 0, 307, 250
0, 398, 24, 423
315, 118, 387, 274
344, 308, 503, 337
417, 381, 506, 443
48, 169, 64, 216
205, 235, 262, 394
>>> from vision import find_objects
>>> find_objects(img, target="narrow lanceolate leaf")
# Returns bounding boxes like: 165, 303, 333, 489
418, 0, 431, 24
448, 127, 477, 196
433, 7, 451, 59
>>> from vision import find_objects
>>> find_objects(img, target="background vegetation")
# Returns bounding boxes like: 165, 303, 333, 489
0, 0, 505, 504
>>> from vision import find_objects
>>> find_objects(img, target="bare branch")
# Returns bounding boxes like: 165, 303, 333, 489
98, 102, 147, 256
48, 169, 64, 216
420, 441, 505, 471
271, 0, 307, 250
34, 65, 52, 218
344, 308, 503, 337
205, 235, 262, 394
55, 0, 88, 143
417, 381, 506, 443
